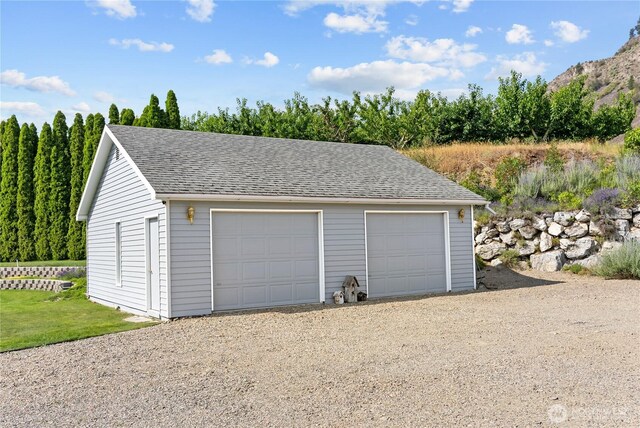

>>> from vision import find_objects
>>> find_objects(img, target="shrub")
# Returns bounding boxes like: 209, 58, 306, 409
460, 171, 501, 202
495, 156, 526, 196
563, 264, 587, 275
474, 208, 492, 226
584, 188, 620, 215
499, 249, 520, 268
544, 143, 564, 173
475, 254, 487, 270
594, 241, 640, 279
56, 267, 86, 280
621, 180, 640, 208
624, 127, 640, 154
555, 191, 582, 210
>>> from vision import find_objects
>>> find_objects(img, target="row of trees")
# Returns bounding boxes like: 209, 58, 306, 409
182, 72, 637, 148
0, 91, 180, 262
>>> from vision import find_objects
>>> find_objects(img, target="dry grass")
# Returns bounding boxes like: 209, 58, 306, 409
401, 141, 622, 183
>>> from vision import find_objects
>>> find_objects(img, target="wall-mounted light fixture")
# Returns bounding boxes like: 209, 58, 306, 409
458, 208, 465, 222
187, 206, 195, 224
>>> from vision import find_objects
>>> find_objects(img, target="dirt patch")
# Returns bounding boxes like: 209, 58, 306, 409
1, 272, 638, 427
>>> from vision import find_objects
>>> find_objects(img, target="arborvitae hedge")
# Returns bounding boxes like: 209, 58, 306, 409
48, 112, 70, 260
0, 116, 20, 261
67, 114, 85, 260
17, 123, 37, 261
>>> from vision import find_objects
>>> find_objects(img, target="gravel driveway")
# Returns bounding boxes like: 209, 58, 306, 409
1, 270, 639, 427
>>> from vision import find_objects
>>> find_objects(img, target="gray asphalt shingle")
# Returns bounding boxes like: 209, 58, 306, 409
108, 125, 485, 202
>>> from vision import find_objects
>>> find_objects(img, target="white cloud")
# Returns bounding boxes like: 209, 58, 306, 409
204, 49, 232, 64
0, 69, 76, 96
465, 25, 482, 37
284, 1, 421, 35
405, 14, 418, 26
308, 60, 456, 94
386, 36, 486, 68
246, 52, 280, 68
551, 20, 589, 43
323, 12, 387, 33
186, 0, 215, 23
452, 0, 473, 13
71, 102, 92, 113
505, 24, 534, 44
0, 101, 47, 118
544, 39, 554, 47
485, 52, 548, 80
92, 0, 137, 19
109, 38, 174, 52
93, 91, 115, 103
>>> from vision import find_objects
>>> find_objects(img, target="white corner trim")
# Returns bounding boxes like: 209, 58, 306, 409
209, 209, 326, 312
77, 126, 158, 220
471, 205, 477, 290
363, 210, 453, 296
165, 201, 172, 318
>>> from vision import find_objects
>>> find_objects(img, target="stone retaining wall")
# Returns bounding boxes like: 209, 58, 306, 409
475, 206, 640, 272
0, 279, 73, 292
0, 266, 83, 279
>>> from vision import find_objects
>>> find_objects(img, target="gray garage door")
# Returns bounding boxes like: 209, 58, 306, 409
366, 213, 448, 298
211, 212, 320, 311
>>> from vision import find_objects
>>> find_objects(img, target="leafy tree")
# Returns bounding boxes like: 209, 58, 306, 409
165, 90, 180, 129
316, 95, 358, 143
17, 123, 38, 261
0, 116, 20, 261
67, 114, 85, 259
591, 93, 636, 142
549, 76, 593, 140
521, 76, 551, 142
49, 111, 70, 260
495, 71, 527, 141
108, 104, 120, 124
34, 123, 53, 260
120, 108, 135, 126
138, 94, 167, 128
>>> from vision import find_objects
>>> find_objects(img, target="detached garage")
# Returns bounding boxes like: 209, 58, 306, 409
77, 125, 485, 318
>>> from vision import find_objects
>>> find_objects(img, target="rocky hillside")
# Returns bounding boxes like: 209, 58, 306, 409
549, 36, 640, 129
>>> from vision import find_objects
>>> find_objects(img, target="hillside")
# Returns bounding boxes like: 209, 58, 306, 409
549, 36, 640, 129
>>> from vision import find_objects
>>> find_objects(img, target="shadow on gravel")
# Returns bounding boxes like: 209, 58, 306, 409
208, 268, 566, 319
480, 267, 564, 290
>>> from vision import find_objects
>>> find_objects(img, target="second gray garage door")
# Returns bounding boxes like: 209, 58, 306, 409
211, 211, 320, 311
366, 212, 448, 298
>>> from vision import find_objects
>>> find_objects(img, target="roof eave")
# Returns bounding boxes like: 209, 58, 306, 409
155, 193, 488, 205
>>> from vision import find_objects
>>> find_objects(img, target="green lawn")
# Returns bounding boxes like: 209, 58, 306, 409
0, 286, 155, 352
0, 259, 86, 268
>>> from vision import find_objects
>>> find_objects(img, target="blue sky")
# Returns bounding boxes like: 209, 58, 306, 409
1, 0, 638, 123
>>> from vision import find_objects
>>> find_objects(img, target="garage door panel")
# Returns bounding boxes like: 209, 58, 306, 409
242, 262, 266, 281
212, 212, 320, 311
367, 213, 447, 298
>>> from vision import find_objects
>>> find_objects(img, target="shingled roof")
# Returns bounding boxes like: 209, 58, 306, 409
103, 125, 485, 203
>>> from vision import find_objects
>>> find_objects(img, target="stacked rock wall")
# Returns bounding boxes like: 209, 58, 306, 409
475, 207, 640, 272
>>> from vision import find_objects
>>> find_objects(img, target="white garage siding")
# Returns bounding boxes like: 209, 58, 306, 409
168, 200, 475, 317
86, 144, 169, 317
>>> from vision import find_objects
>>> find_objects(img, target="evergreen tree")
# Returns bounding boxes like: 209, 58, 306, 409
34, 123, 53, 260
165, 90, 180, 129
93, 113, 105, 153
0, 116, 20, 261
83, 115, 94, 185
138, 94, 167, 128
109, 104, 120, 124
49, 112, 70, 260
17, 123, 38, 261
0, 120, 5, 178
67, 114, 85, 259
120, 108, 135, 125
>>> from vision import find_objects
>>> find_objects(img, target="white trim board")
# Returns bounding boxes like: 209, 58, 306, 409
208, 208, 326, 312
158, 193, 486, 206
363, 210, 452, 296
144, 214, 161, 318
